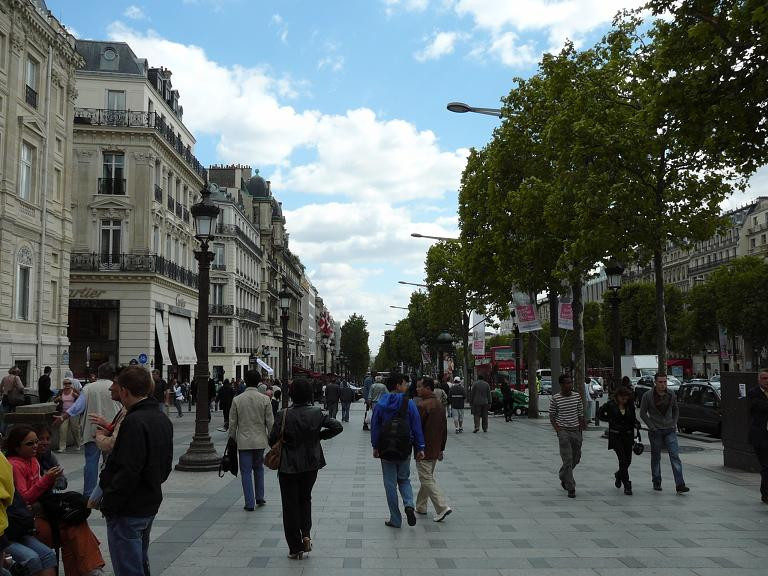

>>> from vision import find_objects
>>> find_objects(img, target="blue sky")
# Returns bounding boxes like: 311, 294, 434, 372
48, 0, 765, 350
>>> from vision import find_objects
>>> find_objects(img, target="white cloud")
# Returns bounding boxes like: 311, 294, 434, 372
123, 5, 146, 20
414, 31, 463, 62
486, 31, 539, 67
383, 0, 429, 14
721, 166, 768, 212
318, 55, 345, 72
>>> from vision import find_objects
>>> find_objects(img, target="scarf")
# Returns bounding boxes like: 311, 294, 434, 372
653, 388, 671, 415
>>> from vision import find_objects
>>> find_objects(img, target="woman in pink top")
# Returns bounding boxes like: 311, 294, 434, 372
55, 378, 81, 452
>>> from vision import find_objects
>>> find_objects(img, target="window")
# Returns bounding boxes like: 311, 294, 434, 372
106, 90, 125, 111
100, 219, 122, 266
57, 85, 64, 116
101, 153, 124, 194
51, 252, 59, 266
55, 137, 62, 154
53, 167, 62, 202
19, 142, 34, 200
16, 265, 30, 320
211, 283, 223, 305
165, 235, 171, 259
152, 226, 159, 253
50, 280, 58, 319
25, 56, 38, 108
762, 234, 766, 245
148, 99, 153, 115
0, 31, 6, 70
751, 238, 756, 249
213, 244, 225, 267
212, 325, 224, 349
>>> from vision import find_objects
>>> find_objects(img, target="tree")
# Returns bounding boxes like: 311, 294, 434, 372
616, 283, 685, 356
339, 314, 371, 380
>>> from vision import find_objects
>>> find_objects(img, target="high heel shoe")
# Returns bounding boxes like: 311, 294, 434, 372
287, 551, 304, 560
303, 536, 312, 552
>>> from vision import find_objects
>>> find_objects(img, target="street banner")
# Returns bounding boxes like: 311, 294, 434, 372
558, 301, 573, 331
718, 325, 729, 360
471, 311, 485, 356
420, 344, 431, 366
512, 291, 542, 333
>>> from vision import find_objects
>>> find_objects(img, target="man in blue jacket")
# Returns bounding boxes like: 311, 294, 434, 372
371, 373, 425, 528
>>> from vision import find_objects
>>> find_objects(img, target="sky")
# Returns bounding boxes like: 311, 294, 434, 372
47, 0, 766, 352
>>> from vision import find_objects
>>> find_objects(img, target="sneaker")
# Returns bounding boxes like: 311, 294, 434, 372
676, 484, 690, 493
363, 425, 370, 431
567, 490, 576, 498
455, 429, 459, 434
405, 506, 417, 526
415, 509, 427, 515
459, 427, 463, 433
243, 506, 254, 512
473, 429, 479, 433
384, 520, 400, 528
653, 483, 662, 491
216, 427, 227, 432
433, 508, 452, 522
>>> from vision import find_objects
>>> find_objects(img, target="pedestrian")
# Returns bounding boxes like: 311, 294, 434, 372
362, 372, 374, 430
500, 376, 514, 422
432, 379, 448, 412
229, 370, 274, 511
216, 380, 235, 431
324, 377, 340, 419
34, 425, 68, 491
1, 367, 25, 420
440, 377, 451, 418
53, 362, 120, 499
748, 370, 768, 504
170, 377, 184, 418
550, 373, 586, 498
371, 373, 425, 529
597, 386, 641, 495
639, 372, 689, 493
151, 369, 168, 415
37, 366, 52, 404
340, 381, 354, 423
99, 366, 173, 576
449, 377, 466, 433
269, 378, 342, 559
54, 378, 81, 452
470, 375, 491, 433
414, 377, 451, 522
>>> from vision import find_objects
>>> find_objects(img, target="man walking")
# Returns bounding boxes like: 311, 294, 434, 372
362, 372, 375, 430
229, 370, 275, 510
367, 375, 387, 430
550, 374, 586, 498
414, 377, 451, 522
55, 362, 120, 498
37, 365, 53, 403
748, 370, 768, 504
371, 373, 425, 528
449, 377, 466, 433
216, 380, 235, 432
470, 375, 491, 433
100, 366, 173, 576
640, 372, 689, 493
340, 380, 354, 423
324, 377, 340, 419
151, 369, 168, 414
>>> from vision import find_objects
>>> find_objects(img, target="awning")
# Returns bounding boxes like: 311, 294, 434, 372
256, 358, 274, 375
155, 312, 171, 364
169, 314, 197, 366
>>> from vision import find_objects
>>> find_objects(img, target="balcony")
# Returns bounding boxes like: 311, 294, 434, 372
98, 178, 126, 195
212, 263, 227, 271
175, 200, 183, 218
25, 85, 37, 108
73, 108, 207, 180
211, 346, 225, 353
209, 304, 234, 316
167, 195, 175, 211
215, 224, 262, 256
70, 252, 198, 290
182, 206, 190, 222
154, 185, 163, 203
237, 308, 261, 323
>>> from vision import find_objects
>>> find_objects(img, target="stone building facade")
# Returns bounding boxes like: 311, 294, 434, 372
0, 0, 82, 387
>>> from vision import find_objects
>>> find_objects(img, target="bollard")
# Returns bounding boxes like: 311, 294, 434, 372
594, 400, 600, 427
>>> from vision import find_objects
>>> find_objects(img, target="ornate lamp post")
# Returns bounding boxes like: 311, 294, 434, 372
321, 334, 329, 373
605, 259, 625, 393
436, 331, 453, 385
330, 337, 336, 374
176, 180, 220, 472
338, 353, 346, 379
279, 286, 291, 407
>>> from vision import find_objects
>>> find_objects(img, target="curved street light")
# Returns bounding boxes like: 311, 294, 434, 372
410, 232, 460, 242
446, 101, 502, 118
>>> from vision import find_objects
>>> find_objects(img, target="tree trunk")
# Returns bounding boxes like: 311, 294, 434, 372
527, 307, 539, 418
571, 278, 588, 410
653, 248, 668, 373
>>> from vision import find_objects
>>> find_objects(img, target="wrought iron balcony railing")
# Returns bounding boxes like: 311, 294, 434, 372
70, 252, 198, 290
211, 346, 225, 353
211, 263, 227, 271
98, 178, 126, 195
154, 185, 163, 203
175, 200, 183, 218
167, 195, 175, 211
209, 304, 234, 316
25, 85, 37, 108
73, 107, 207, 179
237, 308, 261, 323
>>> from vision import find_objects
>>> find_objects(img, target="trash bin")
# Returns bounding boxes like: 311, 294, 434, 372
721, 372, 761, 472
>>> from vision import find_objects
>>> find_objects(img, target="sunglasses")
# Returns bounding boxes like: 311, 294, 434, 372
24, 440, 39, 446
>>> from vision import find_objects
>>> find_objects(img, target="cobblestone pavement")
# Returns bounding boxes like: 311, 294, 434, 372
53, 401, 765, 576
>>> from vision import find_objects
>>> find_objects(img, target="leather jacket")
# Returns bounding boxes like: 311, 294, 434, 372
268, 403, 343, 474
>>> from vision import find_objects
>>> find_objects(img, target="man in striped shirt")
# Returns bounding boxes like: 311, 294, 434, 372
550, 374, 586, 498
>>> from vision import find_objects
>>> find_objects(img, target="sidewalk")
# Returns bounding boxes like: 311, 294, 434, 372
54, 401, 765, 576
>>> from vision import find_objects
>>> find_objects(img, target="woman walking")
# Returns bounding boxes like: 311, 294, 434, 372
598, 386, 641, 495
269, 378, 342, 559
55, 378, 81, 451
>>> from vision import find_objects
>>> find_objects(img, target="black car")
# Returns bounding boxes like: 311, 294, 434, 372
677, 382, 722, 437
632, 375, 655, 407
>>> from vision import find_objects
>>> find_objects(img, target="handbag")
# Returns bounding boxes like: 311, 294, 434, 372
218, 437, 238, 478
40, 491, 91, 527
264, 408, 288, 471
633, 430, 645, 455
6, 380, 26, 407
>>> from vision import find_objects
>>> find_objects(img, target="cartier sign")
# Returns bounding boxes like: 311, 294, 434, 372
70, 288, 107, 298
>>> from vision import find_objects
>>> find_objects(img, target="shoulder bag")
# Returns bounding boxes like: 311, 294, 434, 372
264, 408, 288, 470
633, 430, 645, 455
218, 437, 238, 478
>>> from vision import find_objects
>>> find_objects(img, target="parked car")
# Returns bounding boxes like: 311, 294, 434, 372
347, 384, 363, 401
632, 375, 655, 406
540, 378, 552, 395
677, 382, 722, 437
588, 378, 603, 398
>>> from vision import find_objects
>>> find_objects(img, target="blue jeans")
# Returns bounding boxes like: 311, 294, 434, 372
649, 428, 685, 487
6, 535, 57, 573
83, 440, 102, 499
341, 402, 351, 422
380, 458, 414, 527
238, 449, 265, 509
106, 515, 154, 576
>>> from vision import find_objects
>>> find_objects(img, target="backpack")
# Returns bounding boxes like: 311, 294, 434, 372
377, 395, 412, 461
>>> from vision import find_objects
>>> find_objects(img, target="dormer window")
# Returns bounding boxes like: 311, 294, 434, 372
101, 47, 119, 70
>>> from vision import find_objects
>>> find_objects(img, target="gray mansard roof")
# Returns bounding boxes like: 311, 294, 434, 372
75, 40, 147, 75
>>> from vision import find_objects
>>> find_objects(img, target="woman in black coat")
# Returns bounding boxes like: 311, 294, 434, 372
597, 386, 641, 495
269, 378, 342, 559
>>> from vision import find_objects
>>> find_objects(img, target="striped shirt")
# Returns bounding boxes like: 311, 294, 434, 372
550, 393, 583, 428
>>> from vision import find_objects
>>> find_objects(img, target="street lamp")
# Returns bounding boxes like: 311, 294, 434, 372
279, 285, 292, 407
605, 259, 625, 393
436, 331, 453, 383
176, 179, 221, 472
321, 334, 329, 373
446, 102, 502, 118
398, 280, 428, 288
330, 337, 336, 374
338, 352, 346, 378
410, 233, 460, 242
390, 305, 409, 310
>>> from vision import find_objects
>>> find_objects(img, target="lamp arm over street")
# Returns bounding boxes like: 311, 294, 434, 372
446, 102, 502, 117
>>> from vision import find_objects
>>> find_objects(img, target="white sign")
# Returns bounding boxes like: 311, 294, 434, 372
558, 301, 573, 331
471, 312, 485, 356
739, 383, 746, 398
512, 291, 542, 333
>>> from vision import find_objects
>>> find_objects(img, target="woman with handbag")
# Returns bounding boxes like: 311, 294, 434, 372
4, 425, 105, 576
1, 367, 26, 413
597, 386, 642, 495
268, 378, 342, 560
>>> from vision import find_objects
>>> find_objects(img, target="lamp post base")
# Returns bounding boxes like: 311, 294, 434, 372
175, 435, 220, 472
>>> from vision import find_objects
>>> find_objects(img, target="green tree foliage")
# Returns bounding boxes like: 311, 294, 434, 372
617, 283, 685, 355
372, 319, 421, 374
339, 314, 371, 380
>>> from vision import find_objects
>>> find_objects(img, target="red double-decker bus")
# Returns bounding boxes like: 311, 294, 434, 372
474, 346, 525, 387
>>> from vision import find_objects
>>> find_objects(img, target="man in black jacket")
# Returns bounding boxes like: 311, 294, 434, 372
100, 366, 173, 576
324, 377, 341, 419
37, 365, 52, 403
748, 370, 768, 504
